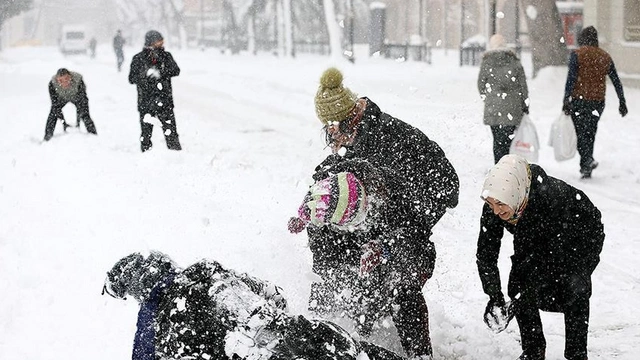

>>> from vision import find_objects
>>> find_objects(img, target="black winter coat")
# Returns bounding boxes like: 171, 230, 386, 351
332, 98, 460, 230
308, 160, 436, 287
128, 48, 180, 114
476, 165, 604, 312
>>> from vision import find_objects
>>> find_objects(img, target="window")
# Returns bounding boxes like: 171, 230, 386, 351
624, 0, 640, 41
66, 32, 85, 40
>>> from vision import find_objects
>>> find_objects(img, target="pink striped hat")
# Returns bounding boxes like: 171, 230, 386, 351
299, 172, 368, 229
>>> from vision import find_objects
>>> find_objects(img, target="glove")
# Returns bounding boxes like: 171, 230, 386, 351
483, 296, 515, 333
620, 101, 628, 117
146, 67, 161, 79
562, 99, 572, 116
522, 103, 529, 115
287, 217, 307, 234
359, 240, 390, 277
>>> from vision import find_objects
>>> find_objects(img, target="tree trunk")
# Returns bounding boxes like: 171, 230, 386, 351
521, 0, 567, 77
322, 0, 343, 62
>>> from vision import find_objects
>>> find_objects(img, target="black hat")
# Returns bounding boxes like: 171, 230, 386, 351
144, 30, 164, 46
578, 26, 599, 47
102, 251, 178, 302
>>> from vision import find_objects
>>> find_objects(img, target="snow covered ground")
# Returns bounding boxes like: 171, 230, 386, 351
1, 44, 639, 360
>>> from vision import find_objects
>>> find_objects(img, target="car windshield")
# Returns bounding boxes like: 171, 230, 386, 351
66, 32, 84, 40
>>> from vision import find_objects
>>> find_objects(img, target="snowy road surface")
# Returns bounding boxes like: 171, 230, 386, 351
1, 45, 639, 359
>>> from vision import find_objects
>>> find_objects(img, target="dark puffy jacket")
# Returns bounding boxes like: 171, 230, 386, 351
476, 164, 604, 311
308, 159, 435, 284
333, 98, 460, 229
128, 48, 180, 114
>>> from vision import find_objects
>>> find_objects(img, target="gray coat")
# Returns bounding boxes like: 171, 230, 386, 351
477, 49, 529, 127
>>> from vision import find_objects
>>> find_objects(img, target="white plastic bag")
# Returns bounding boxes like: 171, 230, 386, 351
510, 115, 539, 163
548, 113, 577, 161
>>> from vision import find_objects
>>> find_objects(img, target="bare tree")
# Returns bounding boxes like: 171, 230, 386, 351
521, 0, 567, 77
0, 0, 33, 50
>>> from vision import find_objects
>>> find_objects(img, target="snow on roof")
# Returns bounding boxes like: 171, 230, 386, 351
370, 2, 387, 9
556, 1, 584, 12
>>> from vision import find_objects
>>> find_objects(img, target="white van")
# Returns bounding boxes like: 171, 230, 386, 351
60, 25, 88, 55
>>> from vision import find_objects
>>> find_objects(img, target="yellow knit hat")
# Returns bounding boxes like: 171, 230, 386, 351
314, 68, 357, 125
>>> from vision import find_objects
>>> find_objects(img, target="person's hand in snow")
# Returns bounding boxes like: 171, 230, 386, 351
146, 67, 161, 79
483, 295, 515, 333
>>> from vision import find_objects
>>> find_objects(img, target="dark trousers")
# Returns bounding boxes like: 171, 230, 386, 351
491, 125, 517, 164
392, 284, 432, 357
45, 100, 97, 140
115, 50, 124, 72
570, 99, 605, 173
514, 282, 591, 360
139, 111, 182, 152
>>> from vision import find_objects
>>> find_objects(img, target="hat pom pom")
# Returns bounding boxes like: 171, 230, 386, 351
320, 68, 344, 89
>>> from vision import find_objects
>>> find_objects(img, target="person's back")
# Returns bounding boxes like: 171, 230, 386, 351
571, 46, 612, 101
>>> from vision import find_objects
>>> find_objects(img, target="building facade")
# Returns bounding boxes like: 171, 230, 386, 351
583, 0, 640, 86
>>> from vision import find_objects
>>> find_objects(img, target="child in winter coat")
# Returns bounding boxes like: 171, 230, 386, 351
476, 155, 605, 360
288, 160, 435, 359
103, 251, 405, 360
44, 68, 98, 141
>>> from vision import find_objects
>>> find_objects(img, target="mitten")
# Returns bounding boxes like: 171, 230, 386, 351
483, 295, 514, 333
287, 217, 307, 234
620, 101, 628, 117
359, 240, 390, 277
562, 98, 572, 116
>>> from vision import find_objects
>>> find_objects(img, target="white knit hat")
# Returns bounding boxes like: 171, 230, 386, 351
481, 155, 531, 212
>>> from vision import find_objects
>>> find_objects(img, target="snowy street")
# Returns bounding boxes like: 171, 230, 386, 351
1, 45, 639, 359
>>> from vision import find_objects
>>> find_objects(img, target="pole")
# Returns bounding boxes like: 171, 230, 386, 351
200, 0, 204, 45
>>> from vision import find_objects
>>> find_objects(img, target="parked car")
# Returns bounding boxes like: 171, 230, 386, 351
60, 25, 87, 55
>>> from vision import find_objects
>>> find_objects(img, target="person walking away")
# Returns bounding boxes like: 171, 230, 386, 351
89, 37, 97, 58
477, 34, 530, 164
563, 26, 628, 179
476, 154, 604, 360
128, 30, 182, 152
113, 30, 126, 72
44, 68, 98, 141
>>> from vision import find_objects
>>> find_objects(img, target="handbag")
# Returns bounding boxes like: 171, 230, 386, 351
548, 113, 577, 161
510, 114, 540, 163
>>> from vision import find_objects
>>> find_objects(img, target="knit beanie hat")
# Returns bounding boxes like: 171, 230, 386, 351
315, 68, 358, 125
481, 154, 532, 212
144, 30, 164, 46
299, 172, 368, 229
578, 26, 599, 47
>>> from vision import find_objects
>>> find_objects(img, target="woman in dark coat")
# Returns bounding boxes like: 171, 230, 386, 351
288, 160, 436, 359
476, 155, 604, 360
477, 34, 529, 164
103, 251, 405, 360
563, 26, 628, 178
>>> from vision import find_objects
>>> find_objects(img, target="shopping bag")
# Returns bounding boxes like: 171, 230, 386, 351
548, 113, 577, 161
510, 115, 539, 163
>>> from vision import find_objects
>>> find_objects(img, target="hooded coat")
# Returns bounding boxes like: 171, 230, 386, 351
477, 49, 529, 127
128, 47, 180, 115
476, 164, 604, 312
